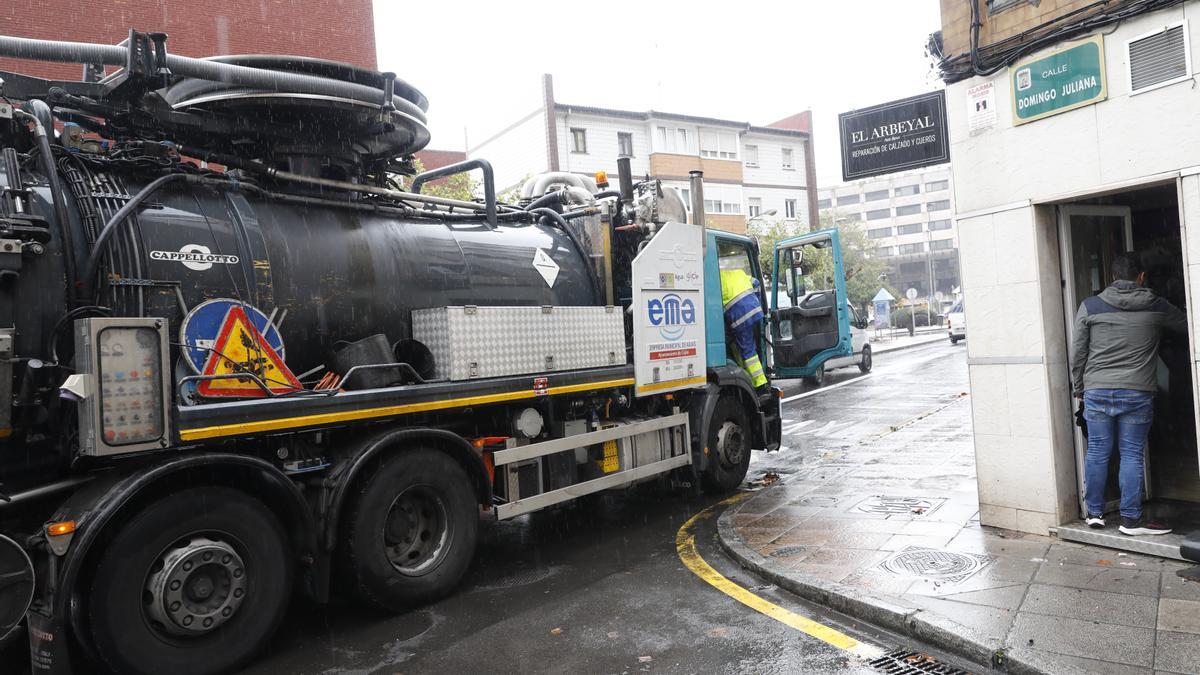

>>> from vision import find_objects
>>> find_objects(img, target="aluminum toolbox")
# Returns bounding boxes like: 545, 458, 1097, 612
412, 305, 626, 381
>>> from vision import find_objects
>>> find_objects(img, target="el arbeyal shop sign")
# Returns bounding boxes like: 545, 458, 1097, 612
1012, 35, 1107, 125
838, 91, 949, 182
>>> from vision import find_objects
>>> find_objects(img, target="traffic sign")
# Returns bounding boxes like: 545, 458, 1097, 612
196, 306, 301, 397
905, 288, 919, 301
181, 299, 285, 374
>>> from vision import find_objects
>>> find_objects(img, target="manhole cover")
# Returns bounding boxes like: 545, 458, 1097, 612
854, 495, 945, 517
474, 565, 558, 590
867, 648, 972, 674
798, 496, 841, 507
879, 547, 991, 583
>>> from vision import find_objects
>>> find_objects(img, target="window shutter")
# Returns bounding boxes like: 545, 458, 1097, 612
1129, 23, 1190, 93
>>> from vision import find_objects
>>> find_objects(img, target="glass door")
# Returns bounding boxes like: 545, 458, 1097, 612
1058, 204, 1145, 516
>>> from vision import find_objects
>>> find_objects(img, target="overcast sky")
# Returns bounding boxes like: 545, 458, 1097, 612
375, 0, 943, 185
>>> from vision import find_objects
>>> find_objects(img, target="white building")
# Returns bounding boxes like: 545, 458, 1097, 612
936, 0, 1200, 556
817, 165, 959, 305
468, 75, 818, 234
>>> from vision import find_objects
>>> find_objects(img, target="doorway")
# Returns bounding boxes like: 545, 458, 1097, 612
1054, 183, 1199, 558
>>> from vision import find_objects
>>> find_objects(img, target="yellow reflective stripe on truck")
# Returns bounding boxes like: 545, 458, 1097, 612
178, 377, 636, 441
635, 375, 707, 396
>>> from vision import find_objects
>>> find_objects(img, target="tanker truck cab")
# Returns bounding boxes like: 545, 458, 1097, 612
767, 229, 854, 382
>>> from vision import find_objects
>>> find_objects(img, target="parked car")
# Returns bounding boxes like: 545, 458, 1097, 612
948, 300, 966, 344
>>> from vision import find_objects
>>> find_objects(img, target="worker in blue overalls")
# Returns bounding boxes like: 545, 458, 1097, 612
720, 258, 768, 393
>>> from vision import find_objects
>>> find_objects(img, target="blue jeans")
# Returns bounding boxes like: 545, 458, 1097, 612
1083, 389, 1154, 519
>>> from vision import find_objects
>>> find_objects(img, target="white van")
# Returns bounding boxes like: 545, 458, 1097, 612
948, 300, 966, 344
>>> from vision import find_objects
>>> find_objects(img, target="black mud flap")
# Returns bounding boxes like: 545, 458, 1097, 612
27, 609, 71, 674
759, 388, 781, 451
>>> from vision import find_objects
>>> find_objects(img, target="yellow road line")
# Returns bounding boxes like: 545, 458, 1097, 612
675, 494, 885, 661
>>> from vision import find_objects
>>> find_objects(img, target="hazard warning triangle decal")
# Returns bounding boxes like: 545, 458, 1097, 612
197, 306, 301, 397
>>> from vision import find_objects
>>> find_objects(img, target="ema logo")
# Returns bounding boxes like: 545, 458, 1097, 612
647, 293, 696, 341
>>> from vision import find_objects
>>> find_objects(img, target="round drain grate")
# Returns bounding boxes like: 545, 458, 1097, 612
798, 496, 841, 507
881, 548, 987, 581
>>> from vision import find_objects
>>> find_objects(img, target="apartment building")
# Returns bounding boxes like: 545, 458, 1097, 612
468, 76, 818, 234
933, 0, 1200, 551
818, 166, 959, 305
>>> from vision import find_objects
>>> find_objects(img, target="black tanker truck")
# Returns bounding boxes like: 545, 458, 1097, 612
0, 30, 789, 674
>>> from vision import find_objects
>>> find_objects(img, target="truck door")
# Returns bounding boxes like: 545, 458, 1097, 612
769, 229, 853, 379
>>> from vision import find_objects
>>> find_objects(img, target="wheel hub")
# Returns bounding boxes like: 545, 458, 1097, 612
384, 486, 451, 576
145, 536, 247, 637
716, 420, 746, 467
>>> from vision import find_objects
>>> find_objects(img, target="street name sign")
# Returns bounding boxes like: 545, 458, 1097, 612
1011, 35, 1107, 126
838, 91, 949, 181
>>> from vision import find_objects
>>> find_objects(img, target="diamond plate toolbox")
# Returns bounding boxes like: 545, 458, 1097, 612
412, 306, 626, 381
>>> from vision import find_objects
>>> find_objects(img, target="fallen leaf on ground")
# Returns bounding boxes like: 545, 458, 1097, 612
638, 656, 653, 663
550, 627, 562, 635
707, 628, 727, 637
607, 632, 619, 639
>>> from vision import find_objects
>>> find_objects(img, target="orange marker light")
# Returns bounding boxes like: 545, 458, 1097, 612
595, 171, 609, 188
47, 520, 76, 537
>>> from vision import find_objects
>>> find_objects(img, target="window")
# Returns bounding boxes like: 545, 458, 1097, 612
677, 129, 688, 152
875, 246, 894, 257
894, 184, 920, 197
681, 188, 690, 210
897, 223, 922, 235
865, 189, 890, 202
866, 209, 890, 221
898, 242, 924, 254
896, 204, 921, 216
868, 227, 891, 239
781, 147, 794, 170
570, 128, 587, 153
928, 219, 952, 231
704, 199, 740, 214
784, 199, 797, 219
748, 197, 762, 218
988, 0, 1036, 14
836, 194, 861, 206
1129, 22, 1191, 93
700, 129, 738, 159
744, 144, 759, 167
925, 180, 949, 192
617, 132, 633, 157
817, 198, 832, 209
657, 126, 688, 153
927, 199, 950, 211
930, 238, 954, 251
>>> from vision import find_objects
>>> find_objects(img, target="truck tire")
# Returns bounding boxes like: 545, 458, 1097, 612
343, 448, 478, 612
86, 487, 292, 675
702, 394, 753, 493
858, 345, 873, 373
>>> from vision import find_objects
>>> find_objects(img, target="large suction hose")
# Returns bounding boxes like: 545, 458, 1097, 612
0, 35, 428, 123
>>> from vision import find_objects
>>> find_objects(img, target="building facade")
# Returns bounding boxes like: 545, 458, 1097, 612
818, 166, 959, 306
469, 76, 818, 234
936, 0, 1200, 545
0, 0, 378, 77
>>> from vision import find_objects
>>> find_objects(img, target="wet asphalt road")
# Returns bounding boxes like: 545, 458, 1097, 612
240, 340, 974, 675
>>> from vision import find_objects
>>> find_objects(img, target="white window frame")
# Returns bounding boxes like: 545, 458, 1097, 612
1127, 20, 1193, 96
744, 144, 759, 168
617, 132, 634, 157
570, 127, 587, 154
784, 199, 797, 219
677, 128, 688, 153
700, 129, 738, 160
747, 197, 762, 217
781, 147, 794, 170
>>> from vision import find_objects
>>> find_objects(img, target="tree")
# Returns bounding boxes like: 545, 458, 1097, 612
407, 158, 476, 202
749, 212, 897, 313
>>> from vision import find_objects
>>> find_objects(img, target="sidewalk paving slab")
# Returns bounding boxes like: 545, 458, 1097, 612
718, 396, 1200, 674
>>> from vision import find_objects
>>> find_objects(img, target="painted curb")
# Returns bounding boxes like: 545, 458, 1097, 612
715, 495, 1089, 675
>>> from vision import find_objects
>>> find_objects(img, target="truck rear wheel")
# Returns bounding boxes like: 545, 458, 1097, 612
86, 487, 292, 675
702, 394, 753, 493
343, 449, 478, 612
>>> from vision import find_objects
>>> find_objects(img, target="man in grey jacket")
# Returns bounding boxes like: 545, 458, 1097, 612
1071, 253, 1187, 536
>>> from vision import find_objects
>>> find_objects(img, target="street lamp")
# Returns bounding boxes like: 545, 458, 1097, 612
746, 208, 778, 227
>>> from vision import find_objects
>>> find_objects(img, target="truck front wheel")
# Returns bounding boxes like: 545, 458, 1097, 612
86, 487, 292, 675
702, 394, 753, 493
343, 448, 478, 612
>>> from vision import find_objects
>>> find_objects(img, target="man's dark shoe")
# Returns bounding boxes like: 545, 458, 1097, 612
1085, 513, 1105, 529
1119, 516, 1172, 536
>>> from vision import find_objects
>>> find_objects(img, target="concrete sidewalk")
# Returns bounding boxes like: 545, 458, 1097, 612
869, 329, 950, 355
719, 396, 1200, 674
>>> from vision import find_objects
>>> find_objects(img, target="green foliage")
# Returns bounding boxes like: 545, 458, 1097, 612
890, 306, 937, 328
408, 158, 477, 202
749, 214, 898, 313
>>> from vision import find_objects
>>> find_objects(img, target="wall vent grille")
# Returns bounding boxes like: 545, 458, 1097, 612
1129, 23, 1191, 94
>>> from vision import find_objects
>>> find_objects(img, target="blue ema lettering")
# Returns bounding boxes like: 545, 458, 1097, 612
647, 293, 696, 341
